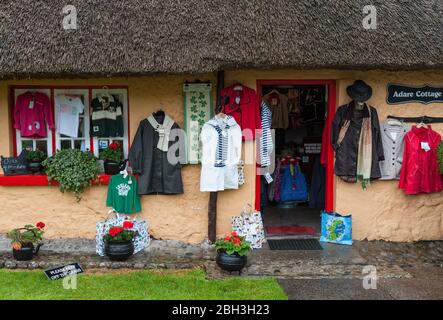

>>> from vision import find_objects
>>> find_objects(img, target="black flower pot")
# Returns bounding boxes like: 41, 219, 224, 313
105, 241, 134, 261
28, 161, 43, 174
216, 250, 247, 272
12, 243, 42, 261
104, 160, 122, 175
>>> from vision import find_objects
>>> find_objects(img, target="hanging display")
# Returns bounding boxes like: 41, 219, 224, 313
14, 91, 54, 138
183, 82, 212, 164
262, 89, 289, 129
231, 205, 265, 249
129, 111, 184, 195
220, 83, 261, 140
379, 119, 410, 180
331, 81, 384, 188
280, 161, 308, 202
55, 94, 85, 138
399, 125, 442, 194
106, 172, 141, 214
259, 100, 273, 168
200, 114, 242, 192
90, 92, 124, 137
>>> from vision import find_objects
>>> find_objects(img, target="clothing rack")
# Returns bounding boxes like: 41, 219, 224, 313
387, 115, 443, 124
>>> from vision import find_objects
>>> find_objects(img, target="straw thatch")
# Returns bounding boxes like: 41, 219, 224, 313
0, 0, 441, 78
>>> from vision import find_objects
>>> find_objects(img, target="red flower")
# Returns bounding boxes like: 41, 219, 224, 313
36, 222, 45, 229
108, 227, 123, 237
231, 231, 238, 237
109, 142, 119, 150
224, 236, 231, 241
123, 221, 134, 229
233, 237, 241, 245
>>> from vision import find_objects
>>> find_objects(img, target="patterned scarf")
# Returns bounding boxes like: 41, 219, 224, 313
356, 105, 372, 190
210, 116, 231, 168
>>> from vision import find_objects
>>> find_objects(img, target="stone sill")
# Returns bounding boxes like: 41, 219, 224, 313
0, 174, 111, 186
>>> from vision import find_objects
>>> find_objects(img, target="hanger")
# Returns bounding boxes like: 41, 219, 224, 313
416, 116, 428, 128
387, 118, 403, 126
98, 86, 111, 99
232, 82, 243, 91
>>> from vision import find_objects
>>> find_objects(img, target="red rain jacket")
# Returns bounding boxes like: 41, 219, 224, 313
399, 125, 442, 194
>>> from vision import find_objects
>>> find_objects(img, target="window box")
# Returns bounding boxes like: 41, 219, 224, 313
0, 174, 111, 186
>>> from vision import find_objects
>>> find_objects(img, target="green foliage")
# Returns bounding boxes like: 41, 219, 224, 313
437, 142, 443, 174
7, 224, 44, 246
215, 233, 251, 257
42, 149, 100, 201
26, 150, 47, 163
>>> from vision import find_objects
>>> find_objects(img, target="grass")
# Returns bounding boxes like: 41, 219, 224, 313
0, 268, 287, 300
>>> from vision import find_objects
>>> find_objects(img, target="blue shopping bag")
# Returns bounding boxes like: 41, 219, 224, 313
320, 211, 353, 245
280, 164, 308, 202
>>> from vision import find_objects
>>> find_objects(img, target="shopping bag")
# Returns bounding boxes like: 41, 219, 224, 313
320, 211, 353, 245
231, 204, 265, 249
280, 163, 308, 202
96, 211, 150, 256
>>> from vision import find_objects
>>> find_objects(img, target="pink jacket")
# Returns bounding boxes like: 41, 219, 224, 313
14, 92, 54, 138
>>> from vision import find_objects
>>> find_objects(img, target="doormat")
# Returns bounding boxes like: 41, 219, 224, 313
266, 226, 316, 235
267, 239, 323, 251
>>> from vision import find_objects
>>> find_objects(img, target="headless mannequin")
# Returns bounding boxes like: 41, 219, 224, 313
153, 110, 165, 124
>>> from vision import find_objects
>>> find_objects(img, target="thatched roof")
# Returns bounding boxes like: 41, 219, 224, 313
0, 0, 441, 79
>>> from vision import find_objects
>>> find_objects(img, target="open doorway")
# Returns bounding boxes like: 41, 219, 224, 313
256, 80, 336, 240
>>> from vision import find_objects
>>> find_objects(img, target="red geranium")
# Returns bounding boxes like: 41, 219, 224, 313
232, 237, 241, 245
108, 227, 123, 237
123, 221, 134, 229
109, 142, 120, 150
36, 222, 45, 229
231, 231, 238, 237
224, 236, 231, 241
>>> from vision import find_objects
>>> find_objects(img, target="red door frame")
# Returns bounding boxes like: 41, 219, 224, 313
255, 79, 336, 212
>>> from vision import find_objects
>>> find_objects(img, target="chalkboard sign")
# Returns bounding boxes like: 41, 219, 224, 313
44, 263, 84, 280
387, 84, 443, 105
1, 150, 29, 176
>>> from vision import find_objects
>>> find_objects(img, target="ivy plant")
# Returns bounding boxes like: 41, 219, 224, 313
42, 149, 100, 201
438, 142, 443, 174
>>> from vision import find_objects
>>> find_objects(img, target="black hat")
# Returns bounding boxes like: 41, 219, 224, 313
346, 80, 372, 102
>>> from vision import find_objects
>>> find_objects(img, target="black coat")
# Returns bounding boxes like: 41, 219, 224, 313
331, 102, 384, 182
129, 116, 184, 195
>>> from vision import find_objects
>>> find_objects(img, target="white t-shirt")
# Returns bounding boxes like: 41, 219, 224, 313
55, 95, 85, 138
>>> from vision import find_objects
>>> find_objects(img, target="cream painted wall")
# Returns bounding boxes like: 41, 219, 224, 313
0, 69, 442, 242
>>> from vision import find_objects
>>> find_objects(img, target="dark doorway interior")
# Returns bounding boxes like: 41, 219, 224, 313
260, 84, 328, 238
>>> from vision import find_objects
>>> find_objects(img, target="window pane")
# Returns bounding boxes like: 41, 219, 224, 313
35, 140, 48, 154
78, 117, 85, 137
61, 140, 72, 150
74, 140, 86, 151
22, 140, 33, 150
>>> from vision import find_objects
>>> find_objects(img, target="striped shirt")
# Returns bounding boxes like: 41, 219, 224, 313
260, 101, 273, 167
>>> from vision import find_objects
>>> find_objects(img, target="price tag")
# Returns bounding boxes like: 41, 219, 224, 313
28, 100, 34, 109
264, 172, 273, 184
421, 142, 430, 151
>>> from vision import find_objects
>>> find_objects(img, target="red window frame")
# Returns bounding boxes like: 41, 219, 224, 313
255, 79, 337, 212
1, 84, 131, 186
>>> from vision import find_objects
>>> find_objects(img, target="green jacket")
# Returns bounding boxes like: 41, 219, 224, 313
106, 174, 141, 214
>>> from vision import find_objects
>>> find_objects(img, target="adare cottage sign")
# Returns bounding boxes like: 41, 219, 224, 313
387, 84, 443, 105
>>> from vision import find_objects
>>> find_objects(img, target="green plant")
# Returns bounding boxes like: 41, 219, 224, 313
42, 149, 100, 201
7, 222, 45, 249
103, 220, 136, 243
99, 142, 123, 162
26, 150, 47, 163
438, 142, 443, 174
214, 232, 251, 256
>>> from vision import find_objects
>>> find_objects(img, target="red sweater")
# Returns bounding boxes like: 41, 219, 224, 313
399, 126, 442, 194
14, 92, 54, 138
220, 84, 261, 140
